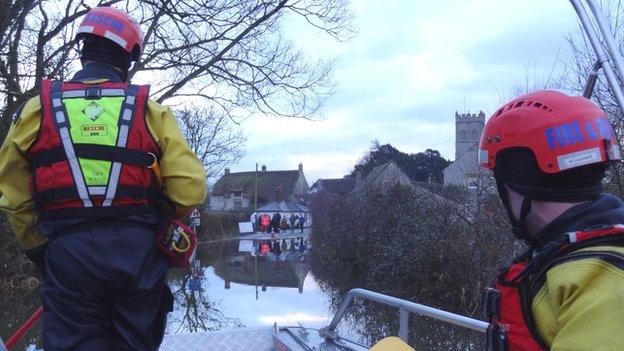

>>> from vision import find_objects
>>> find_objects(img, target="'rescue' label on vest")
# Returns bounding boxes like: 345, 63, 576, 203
81, 124, 108, 136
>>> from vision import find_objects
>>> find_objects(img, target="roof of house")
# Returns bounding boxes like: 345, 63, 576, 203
310, 177, 356, 195
257, 200, 308, 213
349, 161, 412, 194
211, 170, 301, 203
348, 161, 453, 204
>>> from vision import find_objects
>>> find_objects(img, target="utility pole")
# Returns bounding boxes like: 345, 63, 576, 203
254, 163, 258, 212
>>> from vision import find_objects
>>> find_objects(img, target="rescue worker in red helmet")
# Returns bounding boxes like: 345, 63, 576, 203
0, 6, 206, 350
479, 90, 624, 350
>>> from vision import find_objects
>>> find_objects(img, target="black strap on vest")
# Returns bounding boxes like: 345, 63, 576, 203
32, 144, 155, 169
36, 185, 160, 204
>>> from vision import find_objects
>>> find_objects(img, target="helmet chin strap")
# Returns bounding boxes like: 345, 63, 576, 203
495, 174, 537, 246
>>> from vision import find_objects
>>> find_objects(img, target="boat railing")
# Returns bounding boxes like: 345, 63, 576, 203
319, 288, 488, 344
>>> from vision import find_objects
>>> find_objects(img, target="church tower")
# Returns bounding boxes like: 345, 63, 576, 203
455, 111, 485, 160
443, 110, 487, 187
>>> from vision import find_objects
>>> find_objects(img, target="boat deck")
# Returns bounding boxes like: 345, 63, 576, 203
161, 327, 274, 351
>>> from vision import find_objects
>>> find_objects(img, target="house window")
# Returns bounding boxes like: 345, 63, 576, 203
234, 199, 242, 208
233, 191, 242, 198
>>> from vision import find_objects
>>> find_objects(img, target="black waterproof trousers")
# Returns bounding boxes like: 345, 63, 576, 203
41, 226, 172, 350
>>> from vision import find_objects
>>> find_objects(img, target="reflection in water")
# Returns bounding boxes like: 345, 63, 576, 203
166, 238, 316, 335
166, 240, 243, 334
214, 248, 310, 298
167, 271, 243, 334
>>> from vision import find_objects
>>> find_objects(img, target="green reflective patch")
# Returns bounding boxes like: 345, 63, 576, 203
80, 159, 110, 185
63, 96, 124, 186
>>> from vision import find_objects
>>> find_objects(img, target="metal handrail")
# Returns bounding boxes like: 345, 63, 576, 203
569, 0, 624, 117
320, 288, 488, 344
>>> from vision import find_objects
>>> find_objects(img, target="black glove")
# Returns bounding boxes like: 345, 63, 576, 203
24, 243, 47, 278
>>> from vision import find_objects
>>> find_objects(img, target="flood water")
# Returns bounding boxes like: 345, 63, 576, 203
3, 235, 482, 350
3, 235, 364, 350
166, 237, 340, 335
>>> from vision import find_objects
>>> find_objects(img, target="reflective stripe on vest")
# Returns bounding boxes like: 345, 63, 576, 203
483, 225, 624, 351
103, 86, 137, 207
49, 82, 140, 206
50, 81, 93, 207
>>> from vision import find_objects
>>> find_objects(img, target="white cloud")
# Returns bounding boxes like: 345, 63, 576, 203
225, 0, 584, 184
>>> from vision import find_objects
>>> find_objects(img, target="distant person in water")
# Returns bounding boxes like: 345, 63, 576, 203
271, 212, 281, 233
273, 239, 282, 256
289, 214, 298, 233
260, 214, 270, 233
281, 216, 288, 229
298, 214, 306, 233
260, 241, 270, 256
290, 237, 296, 252
299, 237, 306, 253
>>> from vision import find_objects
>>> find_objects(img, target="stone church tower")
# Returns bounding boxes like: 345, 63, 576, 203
455, 111, 485, 160
443, 111, 486, 187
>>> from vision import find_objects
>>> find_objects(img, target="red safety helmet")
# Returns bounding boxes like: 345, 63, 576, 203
479, 90, 621, 174
76, 7, 144, 62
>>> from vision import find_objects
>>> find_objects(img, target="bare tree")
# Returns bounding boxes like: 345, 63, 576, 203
562, 0, 624, 194
0, 0, 354, 140
175, 106, 245, 179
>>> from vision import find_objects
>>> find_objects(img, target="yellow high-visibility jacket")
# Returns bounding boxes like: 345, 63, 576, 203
532, 245, 624, 350
0, 84, 207, 251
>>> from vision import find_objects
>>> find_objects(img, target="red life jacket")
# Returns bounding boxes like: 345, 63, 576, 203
260, 243, 270, 255
28, 79, 162, 222
483, 224, 624, 351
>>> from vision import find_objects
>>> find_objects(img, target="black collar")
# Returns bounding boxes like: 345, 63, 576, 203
71, 62, 124, 83
534, 193, 624, 247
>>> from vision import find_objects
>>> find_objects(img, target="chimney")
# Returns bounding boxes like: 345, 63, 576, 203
274, 186, 283, 201
225, 167, 230, 175
298, 163, 303, 172
261, 165, 267, 172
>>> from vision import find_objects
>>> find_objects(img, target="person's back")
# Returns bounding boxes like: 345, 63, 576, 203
0, 7, 206, 350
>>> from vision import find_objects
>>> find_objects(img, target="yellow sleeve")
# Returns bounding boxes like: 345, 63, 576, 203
145, 100, 207, 218
0, 97, 45, 250
532, 246, 624, 351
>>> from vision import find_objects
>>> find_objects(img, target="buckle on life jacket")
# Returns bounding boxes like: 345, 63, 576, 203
486, 323, 509, 351
85, 86, 102, 99
482, 287, 501, 319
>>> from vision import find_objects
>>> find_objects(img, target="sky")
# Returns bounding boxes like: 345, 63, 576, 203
225, 0, 581, 184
